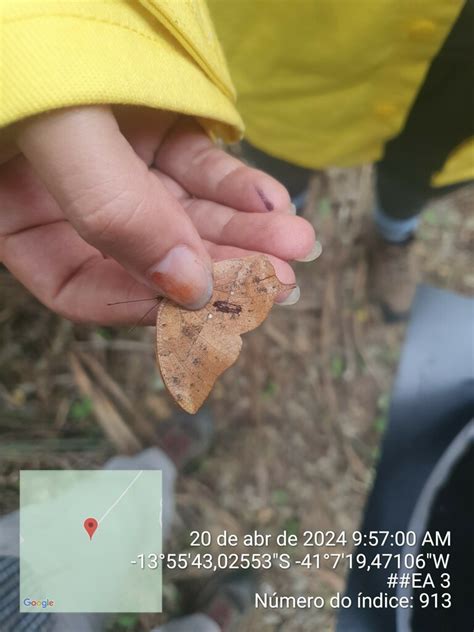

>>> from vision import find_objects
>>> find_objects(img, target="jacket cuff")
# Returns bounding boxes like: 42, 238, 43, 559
1, 10, 243, 142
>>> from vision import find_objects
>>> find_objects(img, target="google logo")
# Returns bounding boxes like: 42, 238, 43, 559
23, 598, 54, 608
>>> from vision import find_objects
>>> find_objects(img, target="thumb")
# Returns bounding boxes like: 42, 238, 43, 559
17, 106, 213, 309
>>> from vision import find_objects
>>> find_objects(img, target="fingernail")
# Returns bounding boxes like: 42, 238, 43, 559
288, 203, 297, 215
296, 240, 323, 262
277, 285, 300, 306
147, 245, 213, 309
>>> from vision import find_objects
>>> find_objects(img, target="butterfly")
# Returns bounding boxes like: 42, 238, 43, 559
156, 255, 291, 413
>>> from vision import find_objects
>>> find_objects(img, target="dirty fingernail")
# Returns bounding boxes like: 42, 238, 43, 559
296, 240, 322, 262
147, 245, 213, 309
277, 285, 300, 306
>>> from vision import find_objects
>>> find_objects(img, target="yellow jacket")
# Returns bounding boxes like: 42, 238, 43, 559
1, 0, 472, 187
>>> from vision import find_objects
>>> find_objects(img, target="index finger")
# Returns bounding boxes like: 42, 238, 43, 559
155, 118, 293, 214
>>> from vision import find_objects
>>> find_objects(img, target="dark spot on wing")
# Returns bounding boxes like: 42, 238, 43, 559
182, 324, 200, 339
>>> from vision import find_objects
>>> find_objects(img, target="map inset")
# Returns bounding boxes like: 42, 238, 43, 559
20, 470, 162, 613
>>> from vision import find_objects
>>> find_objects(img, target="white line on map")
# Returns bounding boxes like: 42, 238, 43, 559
98, 470, 144, 524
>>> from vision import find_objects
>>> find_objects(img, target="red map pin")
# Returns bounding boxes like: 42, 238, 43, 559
83, 517, 98, 540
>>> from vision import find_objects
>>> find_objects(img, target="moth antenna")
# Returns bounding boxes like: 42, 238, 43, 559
107, 297, 158, 306
127, 302, 160, 334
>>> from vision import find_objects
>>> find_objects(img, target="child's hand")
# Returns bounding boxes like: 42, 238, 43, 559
0, 106, 316, 324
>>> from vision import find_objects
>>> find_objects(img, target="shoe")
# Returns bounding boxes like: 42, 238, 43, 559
366, 228, 418, 322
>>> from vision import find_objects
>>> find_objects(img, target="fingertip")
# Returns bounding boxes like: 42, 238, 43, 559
282, 215, 317, 260
251, 169, 292, 213
146, 245, 213, 310
264, 255, 296, 285
267, 257, 300, 305
218, 165, 292, 214
276, 285, 300, 306
295, 239, 323, 262
253, 213, 317, 261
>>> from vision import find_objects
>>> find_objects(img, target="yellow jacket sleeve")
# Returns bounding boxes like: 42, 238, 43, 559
0, 0, 243, 142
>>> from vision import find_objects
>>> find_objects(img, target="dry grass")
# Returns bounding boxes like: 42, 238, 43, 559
0, 168, 472, 631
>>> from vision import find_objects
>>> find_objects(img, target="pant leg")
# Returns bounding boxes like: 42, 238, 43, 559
153, 613, 220, 632
376, 0, 474, 221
